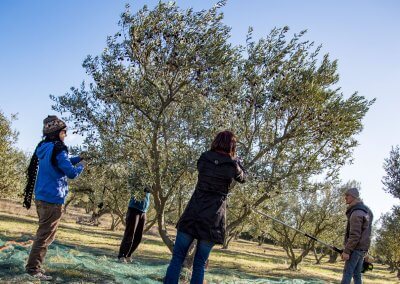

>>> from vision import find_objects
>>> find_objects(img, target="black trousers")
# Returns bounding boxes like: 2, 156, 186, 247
118, 207, 146, 258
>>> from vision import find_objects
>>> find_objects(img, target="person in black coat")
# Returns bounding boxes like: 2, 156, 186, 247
164, 130, 246, 284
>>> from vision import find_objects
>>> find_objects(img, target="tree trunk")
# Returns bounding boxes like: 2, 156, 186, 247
225, 208, 252, 241
183, 240, 197, 268
151, 125, 174, 253
110, 213, 116, 230
328, 251, 339, 263
63, 193, 75, 213
388, 262, 395, 272
90, 206, 109, 226
289, 257, 299, 270
222, 232, 236, 249
258, 233, 265, 246
313, 247, 326, 264
115, 210, 126, 227
144, 216, 157, 233
156, 202, 174, 252
224, 187, 276, 246
178, 187, 182, 218
224, 216, 248, 250
313, 247, 319, 264
286, 245, 312, 270
110, 213, 122, 231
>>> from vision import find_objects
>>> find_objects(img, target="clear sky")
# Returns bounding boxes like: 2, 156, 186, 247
1, 0, 399, 219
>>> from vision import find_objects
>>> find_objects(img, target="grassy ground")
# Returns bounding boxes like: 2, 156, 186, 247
0, 199, 398, 283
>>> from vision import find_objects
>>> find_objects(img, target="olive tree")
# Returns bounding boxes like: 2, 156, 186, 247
375, 147, 400, 278
0, 111, 27, 199
52, 1, 237, 251
374, 206, 400, 278
382, 145, 400, 199
52, 2, 373, 253
264, 182, 346, 270
221, 27, 374, 248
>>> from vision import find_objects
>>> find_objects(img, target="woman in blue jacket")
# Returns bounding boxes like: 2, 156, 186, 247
23, 115, 85, 280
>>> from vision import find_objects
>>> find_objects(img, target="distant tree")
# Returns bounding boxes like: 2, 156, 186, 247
312, 181, 359, 264
382, 146, 400, 199
374, 206, 400, 279
376, 147, 400, 279
0, 111, 27, 199
264, 182, 346, 270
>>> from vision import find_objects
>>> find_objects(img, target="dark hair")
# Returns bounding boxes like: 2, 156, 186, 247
44, 129, 63, 142
210, 131, 237, 157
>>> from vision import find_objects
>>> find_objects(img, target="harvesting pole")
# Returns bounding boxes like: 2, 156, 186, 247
253, 208, 343, 254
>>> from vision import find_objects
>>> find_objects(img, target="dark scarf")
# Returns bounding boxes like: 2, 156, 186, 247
23, 139, 68, 209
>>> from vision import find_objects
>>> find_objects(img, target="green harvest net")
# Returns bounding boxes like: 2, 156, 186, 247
0, 236, 324, 283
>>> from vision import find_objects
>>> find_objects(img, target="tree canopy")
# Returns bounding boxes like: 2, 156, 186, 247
382, 145, 400, 199
51, 2, 374, 252
0, 111, 27, 199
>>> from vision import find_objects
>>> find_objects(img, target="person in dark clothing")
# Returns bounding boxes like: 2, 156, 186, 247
24, 115, 85, 281
164, 130, 246, 284
341, 188, 373, 284
118, 190, 151, 263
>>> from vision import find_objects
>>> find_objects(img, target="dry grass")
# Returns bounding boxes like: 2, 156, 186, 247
0, 199, 398, 283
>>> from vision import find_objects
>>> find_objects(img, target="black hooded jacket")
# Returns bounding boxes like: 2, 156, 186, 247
176, 150, 246, 244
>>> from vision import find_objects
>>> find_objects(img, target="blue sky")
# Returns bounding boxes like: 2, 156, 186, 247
1, 0, 399, 219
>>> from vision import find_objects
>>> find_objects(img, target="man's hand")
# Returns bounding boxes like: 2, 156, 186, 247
341, 252, 350, 261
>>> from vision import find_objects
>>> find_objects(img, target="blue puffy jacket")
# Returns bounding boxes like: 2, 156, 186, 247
128, 192, 151, 213
35, 142, 84, 204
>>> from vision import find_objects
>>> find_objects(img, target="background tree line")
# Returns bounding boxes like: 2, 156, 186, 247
373, 145, 400, 278
0, 111, 27, 200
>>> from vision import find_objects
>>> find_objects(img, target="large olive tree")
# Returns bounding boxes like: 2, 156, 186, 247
52, 1, 237, 251
52, 2, 373, 253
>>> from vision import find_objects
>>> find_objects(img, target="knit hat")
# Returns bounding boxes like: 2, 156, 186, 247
42, 115, 67, 135
345, 187, 360, 199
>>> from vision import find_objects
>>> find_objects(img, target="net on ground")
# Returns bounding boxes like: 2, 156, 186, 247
0, 237, 324, 283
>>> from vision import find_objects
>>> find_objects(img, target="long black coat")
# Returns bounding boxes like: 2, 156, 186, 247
176, 150, 246, 244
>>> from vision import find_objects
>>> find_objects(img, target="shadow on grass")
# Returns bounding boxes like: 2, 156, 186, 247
214, 246, 284, 264
0, 212, 166, 248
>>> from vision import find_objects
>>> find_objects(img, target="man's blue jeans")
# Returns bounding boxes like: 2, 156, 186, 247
341, 250, 366, 284
164, 231, 214, 284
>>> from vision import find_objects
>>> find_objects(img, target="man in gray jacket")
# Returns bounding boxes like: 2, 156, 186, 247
341, 188, 373, 284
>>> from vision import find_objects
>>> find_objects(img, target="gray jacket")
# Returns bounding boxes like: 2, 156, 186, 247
344, 202, 373, 254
